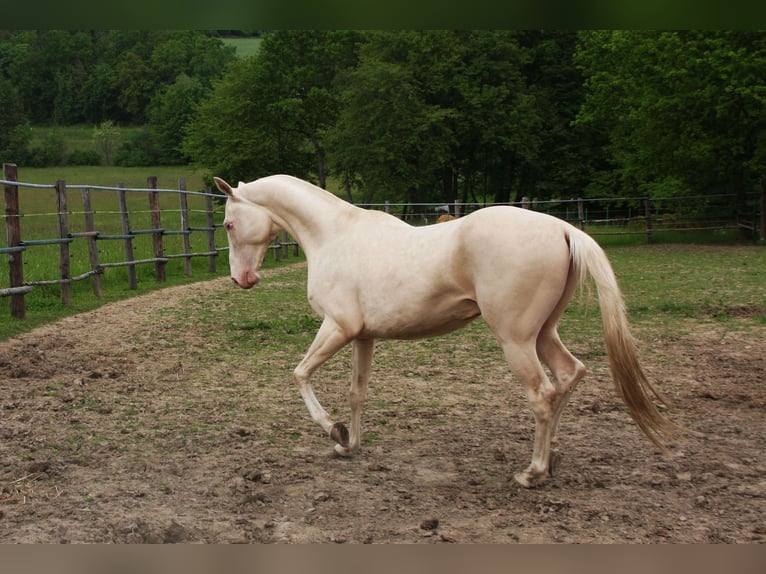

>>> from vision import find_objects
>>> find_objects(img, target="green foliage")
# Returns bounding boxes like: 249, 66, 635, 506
24, 124, 148, 168
0, 75, 30, 163
0, 31, 236, 126
148, 74, 205, 165
114, 128, 155, 167
330, 31, 557, 205
184, 30, 363, 186
2, 29, 765, 223
92, 120, 120, 166
574, 31, 766, 216
67, 148, 102, 166
25, 130, 66, 167
184, 31, 613, 208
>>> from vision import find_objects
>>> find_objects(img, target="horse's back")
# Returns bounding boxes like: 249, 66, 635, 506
457, 206, 573, 265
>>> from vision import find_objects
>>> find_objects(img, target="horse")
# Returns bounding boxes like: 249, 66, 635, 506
214, 174, 677, 487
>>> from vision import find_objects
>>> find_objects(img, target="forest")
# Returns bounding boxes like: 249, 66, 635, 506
1, 30, 764, 213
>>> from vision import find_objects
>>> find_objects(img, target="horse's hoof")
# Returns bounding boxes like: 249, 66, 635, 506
333, 444, 353, 457
329, 421, 349, 448
514, 469, 548, 488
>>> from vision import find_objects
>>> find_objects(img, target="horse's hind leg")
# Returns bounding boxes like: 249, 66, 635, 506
501, 339, 560, 488
536, 328, 586, 464
536, 266, 586, 456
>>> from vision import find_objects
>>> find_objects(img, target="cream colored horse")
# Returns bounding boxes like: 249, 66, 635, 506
214, 175, 677, 487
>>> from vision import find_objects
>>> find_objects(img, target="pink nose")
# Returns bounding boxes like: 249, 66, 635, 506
231, 271, 259, 289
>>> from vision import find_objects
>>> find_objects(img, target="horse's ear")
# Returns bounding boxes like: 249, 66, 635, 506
213, 177, 234, 197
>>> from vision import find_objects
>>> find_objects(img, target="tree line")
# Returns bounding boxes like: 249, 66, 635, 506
0, 30, 238, 166
2, 30, 765, 216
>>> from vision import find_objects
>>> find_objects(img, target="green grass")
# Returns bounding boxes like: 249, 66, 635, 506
0, 245, 305, 341
143, 244, 766, 355
608, 245, 766, 320
221, 37, 262, 58
13, 165, 210, 192
3, 160, 763, 342
558, 244, 766, 346
30, 125, 146, 156
0, 162, 305, 339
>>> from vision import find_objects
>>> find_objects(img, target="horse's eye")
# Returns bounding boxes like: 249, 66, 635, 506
224, 222, 234, 231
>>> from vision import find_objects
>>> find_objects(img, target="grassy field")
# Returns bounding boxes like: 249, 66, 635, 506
0, 164, 237, 338
221, 36, 262, 58
2, 235, 764, 341
103, 243, 763, 380
10, 165, 209, 192
29, 125, 146, 156
2, 159, 763, 339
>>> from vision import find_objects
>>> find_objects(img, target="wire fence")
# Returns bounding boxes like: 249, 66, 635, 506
363, 191, 764, 243
2, 161, 764, 319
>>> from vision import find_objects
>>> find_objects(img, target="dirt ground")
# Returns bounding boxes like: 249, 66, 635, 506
1, 264, 764, 543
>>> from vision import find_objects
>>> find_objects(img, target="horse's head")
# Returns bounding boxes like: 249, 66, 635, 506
214, 177, 279, 289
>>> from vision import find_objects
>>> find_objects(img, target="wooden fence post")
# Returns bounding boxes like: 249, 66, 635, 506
645, 198, 653, 244
147, 176, 166, 282
118, 183, 138, 290
80, 187, 103, 298
204, 187, 217, 273
3, 163, 25, 318
577, 197, 585, 231
178, 178, 192, 276
454, 200, 461, 218
55, 179, 72, 305
281, 231, 289, 259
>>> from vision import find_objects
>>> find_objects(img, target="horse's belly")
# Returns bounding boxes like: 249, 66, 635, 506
360, 296, 481, 340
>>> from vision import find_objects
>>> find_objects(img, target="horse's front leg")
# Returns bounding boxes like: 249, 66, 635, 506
335, 338, 375, 457
293, 319, 351, 447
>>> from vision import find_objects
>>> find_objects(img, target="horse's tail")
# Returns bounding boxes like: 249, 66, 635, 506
566, 227, 678, 453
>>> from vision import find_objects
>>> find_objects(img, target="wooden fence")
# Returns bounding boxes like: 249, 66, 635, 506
1, 163, 298, 319
2, 162, 763, 319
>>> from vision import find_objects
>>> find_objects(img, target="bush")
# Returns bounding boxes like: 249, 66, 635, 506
25, 132, 66, 167
115, 129, 158, 167
67, 149, 102, 166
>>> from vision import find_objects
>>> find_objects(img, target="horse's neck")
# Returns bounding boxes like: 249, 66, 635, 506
243, 176, 358, 249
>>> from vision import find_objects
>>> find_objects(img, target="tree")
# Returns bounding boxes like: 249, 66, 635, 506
516, 31, 593, 201
184, 30, 362, 186
148, 73, 205, 164
330, 51, 437, 203
0, 75, 30, 163
575, 31, 766, 219
329, 31, 540, 205
81, 63, 119, 124
93, 120, 120, 166
0, 30, 235, 126
7, 31, 101, 124
184, 56, 311, 184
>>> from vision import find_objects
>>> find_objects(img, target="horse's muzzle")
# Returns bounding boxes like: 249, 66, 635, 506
231, 270, 260, 289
